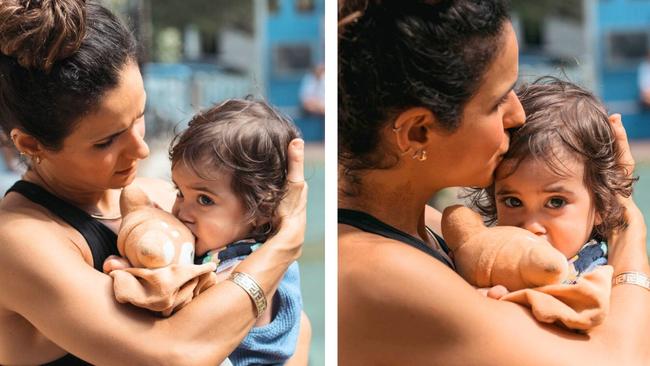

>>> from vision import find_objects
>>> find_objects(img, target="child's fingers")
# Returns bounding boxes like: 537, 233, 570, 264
608, 113, 635, 174
286, 139, 305, 184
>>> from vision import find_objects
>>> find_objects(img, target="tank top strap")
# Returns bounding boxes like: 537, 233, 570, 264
40, 352, 92, 366
338, 208, 454, 269
5, 180, 118, 272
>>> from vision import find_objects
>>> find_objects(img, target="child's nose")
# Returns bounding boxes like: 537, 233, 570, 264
172, 199, 194, 225
521, 216, 546, 237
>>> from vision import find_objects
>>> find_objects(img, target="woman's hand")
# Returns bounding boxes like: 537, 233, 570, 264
476, 285, 509, 299
271, 139, 308, 259
607, 114, 648, 273
609, 114, 635, 174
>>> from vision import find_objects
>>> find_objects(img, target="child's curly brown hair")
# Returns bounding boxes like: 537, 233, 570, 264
465, 77, 636, 240
169, 98, 300, 241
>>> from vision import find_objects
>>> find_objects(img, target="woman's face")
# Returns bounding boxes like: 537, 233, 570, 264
39, 61, 149, 190
434, 22, 525, 188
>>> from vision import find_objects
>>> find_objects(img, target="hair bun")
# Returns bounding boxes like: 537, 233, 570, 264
0, 0, 87, 72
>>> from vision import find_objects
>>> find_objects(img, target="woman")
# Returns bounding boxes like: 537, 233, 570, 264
0, 1, 307, 365
338, 1, 650, 364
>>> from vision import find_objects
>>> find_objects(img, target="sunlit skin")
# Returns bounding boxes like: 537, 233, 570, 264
14, 61, 149, 219
171, 162, 253, 258
341, 22, 526, 243
171, 161, 277, 326
495, 156, 601, 258
430, 21, 526, 189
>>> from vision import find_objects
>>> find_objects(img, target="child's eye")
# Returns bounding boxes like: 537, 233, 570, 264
172, 184, 183, 198
197, 194, 214, 206
503, 197, 522, 208
546, 197, 566, 209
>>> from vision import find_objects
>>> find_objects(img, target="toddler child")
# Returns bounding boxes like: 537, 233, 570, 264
468, 77, 635, 284
169, 98, 303, 365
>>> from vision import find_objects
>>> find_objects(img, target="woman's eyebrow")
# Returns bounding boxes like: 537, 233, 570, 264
94, 128, 127, 143
94, 111, 144, 142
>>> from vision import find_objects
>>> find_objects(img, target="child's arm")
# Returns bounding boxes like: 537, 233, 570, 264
285, 311, 312, 366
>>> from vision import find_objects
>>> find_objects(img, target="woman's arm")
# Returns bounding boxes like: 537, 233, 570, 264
0, 139, 307, 366
340, 116, 650, 365
339, 221, 649, 365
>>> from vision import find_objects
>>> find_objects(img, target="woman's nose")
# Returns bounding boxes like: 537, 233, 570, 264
503, 91, 525, 129
125, 124, 150, 160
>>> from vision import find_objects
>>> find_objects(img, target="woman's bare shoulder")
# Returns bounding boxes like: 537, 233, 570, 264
338, 223, 598, 365
339, 223, 458, 301
132, 176, 175, 211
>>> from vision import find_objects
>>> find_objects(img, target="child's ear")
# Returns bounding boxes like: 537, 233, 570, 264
594, 211, 603, 226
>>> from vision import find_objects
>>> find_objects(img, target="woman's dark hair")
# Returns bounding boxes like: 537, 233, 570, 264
169, 99, 301, 241
0, 0, 137, 150
338, 0, 510, 189
466, 77, 636, 239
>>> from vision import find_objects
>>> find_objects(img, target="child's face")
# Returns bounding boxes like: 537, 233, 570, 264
171, 162, 253, 256
494, 156, 600, 258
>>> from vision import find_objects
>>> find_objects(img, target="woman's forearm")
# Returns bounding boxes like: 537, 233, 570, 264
608, 201, 649, 273
592, 200, 650, 363
161, 239, 298, 364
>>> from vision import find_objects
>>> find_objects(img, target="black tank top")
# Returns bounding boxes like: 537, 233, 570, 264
6, 180, 119, 365
338, 208, 454, 269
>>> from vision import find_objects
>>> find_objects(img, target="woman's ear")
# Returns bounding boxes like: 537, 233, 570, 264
391, 107, 436, 155
10, 128, 44, 158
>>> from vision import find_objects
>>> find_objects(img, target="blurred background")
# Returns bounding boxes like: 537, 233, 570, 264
0, 0, 324, 364
433, 0, 650, 255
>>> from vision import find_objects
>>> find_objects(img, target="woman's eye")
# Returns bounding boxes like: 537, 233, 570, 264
94, 137, 116, 149
503, 197, 522, 208
197, 194, 214, 206
546, 197, 566, 209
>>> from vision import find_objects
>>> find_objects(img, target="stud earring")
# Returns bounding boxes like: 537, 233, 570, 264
412, 149, 427, 161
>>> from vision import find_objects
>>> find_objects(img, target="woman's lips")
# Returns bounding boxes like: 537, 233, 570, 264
115, 164, 136, 175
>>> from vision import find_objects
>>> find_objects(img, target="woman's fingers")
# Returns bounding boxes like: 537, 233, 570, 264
273, 138, 308, 252
103, 255, 132, 274
287, 138, 305, 184
608, 113, 635, 175
476, 285, 509, 299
